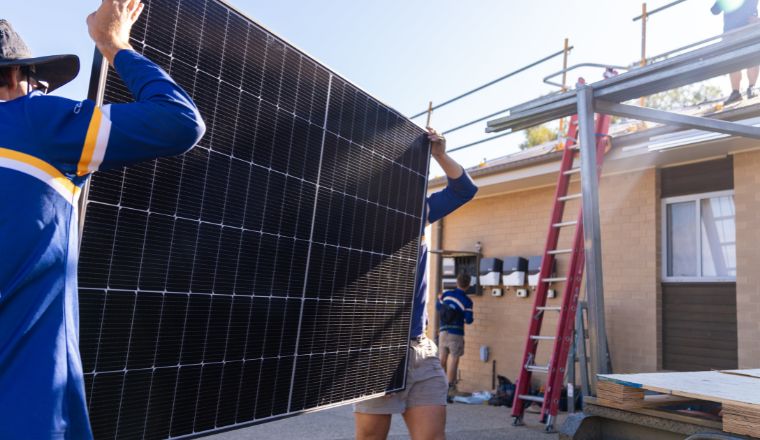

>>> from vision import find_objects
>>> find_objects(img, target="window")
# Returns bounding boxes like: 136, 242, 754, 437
662, 191, 736, 282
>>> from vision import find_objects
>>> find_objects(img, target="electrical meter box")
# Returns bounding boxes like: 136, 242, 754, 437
502, 256, 528, 286
479, 257, 503, 286
441, 255, 479, 295
527, 255, 556, 287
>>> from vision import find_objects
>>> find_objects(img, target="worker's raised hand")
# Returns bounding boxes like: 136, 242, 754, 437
87, 0, 145, 65
427, 126, 447, 158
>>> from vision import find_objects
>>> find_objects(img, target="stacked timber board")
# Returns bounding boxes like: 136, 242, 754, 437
596, 381, 645, 409
597, 370, 760, 438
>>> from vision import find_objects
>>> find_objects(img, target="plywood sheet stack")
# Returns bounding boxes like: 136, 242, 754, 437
596, 380, 645, 409
723, 403, 760, 438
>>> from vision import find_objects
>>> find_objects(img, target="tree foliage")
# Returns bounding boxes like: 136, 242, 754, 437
518, 84, 721, 150
644, 83, 723, 110
519, 124, 559, 150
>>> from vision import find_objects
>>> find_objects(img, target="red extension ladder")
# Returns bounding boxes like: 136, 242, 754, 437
510, 107, 612, 432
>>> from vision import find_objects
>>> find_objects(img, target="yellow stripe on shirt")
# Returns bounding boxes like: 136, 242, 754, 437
0, 147, 80, 202
78, 107, 103, 176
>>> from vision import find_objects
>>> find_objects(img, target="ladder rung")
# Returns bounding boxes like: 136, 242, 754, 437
518, 394, 545, 403
558, 193, 582, 202
537, 306, 562, 312
530, 335, 556, 340
543, 277, 567, 283
548, 249, 572, 255
564, 167, 581, 175
526, 365, 549, 373
553, 220, 578, 228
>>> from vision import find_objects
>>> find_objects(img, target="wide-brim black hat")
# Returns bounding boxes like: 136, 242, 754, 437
0, 19, 79, 93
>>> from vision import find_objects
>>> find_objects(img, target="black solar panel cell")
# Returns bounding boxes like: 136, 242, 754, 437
81, 0, 428, 438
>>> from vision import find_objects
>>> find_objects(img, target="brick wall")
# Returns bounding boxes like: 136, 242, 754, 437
427, 168, 659, 392
598, 169, 659, 374
733, 150, 760, 368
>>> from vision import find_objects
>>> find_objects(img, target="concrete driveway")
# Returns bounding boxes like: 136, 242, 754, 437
205, 403, 568, 439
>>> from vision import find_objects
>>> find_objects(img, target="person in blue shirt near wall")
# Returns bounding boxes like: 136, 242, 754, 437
354, 129, 478, 440
437, 272, 474, 402
0, 1, 205, 438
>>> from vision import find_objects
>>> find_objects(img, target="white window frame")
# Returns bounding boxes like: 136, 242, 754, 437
661, 189, 736, 283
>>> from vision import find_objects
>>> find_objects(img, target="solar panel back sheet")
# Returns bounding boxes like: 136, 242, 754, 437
80, 1, 429, 438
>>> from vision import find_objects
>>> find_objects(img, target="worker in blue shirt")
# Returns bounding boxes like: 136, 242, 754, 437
0, 1, 205, 439
355, 128, 478, 440
711, 0, 760, 104
437, 273, 474, 402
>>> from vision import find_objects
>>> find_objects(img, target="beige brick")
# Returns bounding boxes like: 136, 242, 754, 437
734, 150, 760, 367
428, 169, 659, 392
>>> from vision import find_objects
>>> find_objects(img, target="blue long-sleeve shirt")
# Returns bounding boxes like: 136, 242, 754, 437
437, 288, 474, 335
410, 170, 478, 339
712, 0, 758, 31
0, 50, 204, 440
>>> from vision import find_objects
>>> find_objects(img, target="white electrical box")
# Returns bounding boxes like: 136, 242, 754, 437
527, 256, 542, 287
528, 272, 540, 287
502, 256, 528, 287
442, 257, 456, 276
479, 272, 501, 286
547, 289, 557, 299
502, 271, 526, 287
516, 288, 529, 298
491, 288, 503, 297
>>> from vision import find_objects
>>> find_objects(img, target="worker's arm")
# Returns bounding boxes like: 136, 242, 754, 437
86, 0, 144, 65
464, 296, 474, 325
30, 50, 205, 176
425, 127, 478, 224
426, 170, 477, 224
30, 0, 205, 176
711, 2, 722, 15
79, 49, 205, 174
428, 127, 463, 180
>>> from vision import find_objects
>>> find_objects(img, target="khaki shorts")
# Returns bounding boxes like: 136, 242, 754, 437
354, 337, 448, 414
438, 331, 465, 357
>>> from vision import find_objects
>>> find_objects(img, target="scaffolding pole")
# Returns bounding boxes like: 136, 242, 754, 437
577, 86, 611, 377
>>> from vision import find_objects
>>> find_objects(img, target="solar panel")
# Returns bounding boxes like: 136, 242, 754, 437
79, 0, 429, 438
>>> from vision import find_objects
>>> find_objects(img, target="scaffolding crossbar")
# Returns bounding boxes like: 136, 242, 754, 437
487, 25, 760, 134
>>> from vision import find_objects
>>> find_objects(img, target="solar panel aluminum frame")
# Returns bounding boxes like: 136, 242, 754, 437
80, 1, 431, 438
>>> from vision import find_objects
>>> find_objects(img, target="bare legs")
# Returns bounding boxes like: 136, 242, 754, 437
729, 68, 759, 92
446, 356, 460, 385
355, 406, 446, 440
730, 71, 742, 91
403, 405, 446, 440
355, 413, 391, 440
748, 66, 759, 90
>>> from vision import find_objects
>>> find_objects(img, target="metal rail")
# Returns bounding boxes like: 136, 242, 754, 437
544, 63, 629, 88
442, 105, 514, 135
487, 24, 760, 133
445, 131, 512, 154
595, 100, 760, 139
645, 22, 755, 65
410, 47, 572, 119
633, 0, 690, 21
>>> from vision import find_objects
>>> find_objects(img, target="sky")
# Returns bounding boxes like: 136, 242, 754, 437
7, 1, 731, 176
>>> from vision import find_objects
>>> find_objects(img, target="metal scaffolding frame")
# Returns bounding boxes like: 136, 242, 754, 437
486, 24, 760, 379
